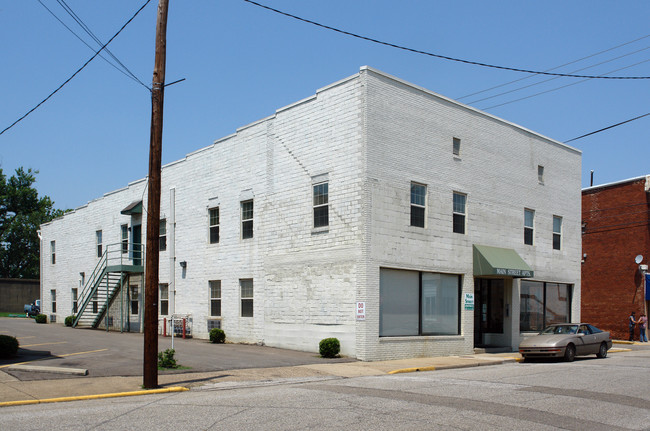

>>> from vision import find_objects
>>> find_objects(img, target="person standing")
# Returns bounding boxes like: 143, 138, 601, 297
638, 313, 648, 343
629, 311, 637, 342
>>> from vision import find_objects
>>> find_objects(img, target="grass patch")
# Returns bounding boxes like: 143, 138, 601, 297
0, 312, 28, 318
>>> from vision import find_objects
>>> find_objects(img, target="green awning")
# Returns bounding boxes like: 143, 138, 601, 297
121, 201, 143, 215
473, 244, 534, 278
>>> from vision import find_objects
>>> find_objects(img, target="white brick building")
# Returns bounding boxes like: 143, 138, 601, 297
39, 67, 582, 360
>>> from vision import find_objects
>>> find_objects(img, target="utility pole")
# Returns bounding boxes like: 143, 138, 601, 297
143, 0, 169, 389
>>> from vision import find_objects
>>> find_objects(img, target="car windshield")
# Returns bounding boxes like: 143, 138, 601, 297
541, 325, 579, 335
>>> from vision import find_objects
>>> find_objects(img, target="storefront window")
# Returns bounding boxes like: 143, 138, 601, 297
520, 280, 571, 332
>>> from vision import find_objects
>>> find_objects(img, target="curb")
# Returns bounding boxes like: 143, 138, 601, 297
388, 357, 520, 375
7, 364, 88, 376
0, 386, 189, 408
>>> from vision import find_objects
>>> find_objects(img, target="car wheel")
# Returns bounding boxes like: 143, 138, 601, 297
564, 344, 576, 362
596, 342, 608, 358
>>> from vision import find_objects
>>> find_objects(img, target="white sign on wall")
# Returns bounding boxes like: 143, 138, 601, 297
356, 302, 366, 321
464, 293, 475, 310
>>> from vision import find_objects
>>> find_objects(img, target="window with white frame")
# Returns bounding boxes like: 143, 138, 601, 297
50, 240, 56, 264
71, 288, 78, 314
209, 207, 219, 244
410, 182, 426, 228
121, 224, 128, 254
130, 286, 138, 315
96, 230, 103, 257
209, 280, 221, 317
379, 268, 460, 336
159, 220, 167, 252
241, 200, 253, 239
453, 192, 467, 234
553, 215, 562, 250
240, 279, 253, 317
313, 182, 329, 228
159, 283, 169, 315
538, 165, 544, 183
51, 289, 57, 313
524, 209, 535, 245
452, 137, 461, 156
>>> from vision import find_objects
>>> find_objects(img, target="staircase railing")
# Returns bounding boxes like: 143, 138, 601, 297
72, 242, 144, 328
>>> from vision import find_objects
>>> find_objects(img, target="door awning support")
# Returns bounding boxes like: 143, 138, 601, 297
473, 244, 534, 278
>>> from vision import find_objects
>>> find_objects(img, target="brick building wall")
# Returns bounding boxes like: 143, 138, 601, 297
40, 67, 582, 360
582, 176, 650, 340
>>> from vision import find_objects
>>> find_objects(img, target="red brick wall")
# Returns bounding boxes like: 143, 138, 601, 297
582, 177, 650, 340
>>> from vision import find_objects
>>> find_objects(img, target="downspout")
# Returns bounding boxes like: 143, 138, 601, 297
169, 187, 176, 316
37, 230, 43, 310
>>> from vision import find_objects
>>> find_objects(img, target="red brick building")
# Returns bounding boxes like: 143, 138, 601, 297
582, 175, 650, 340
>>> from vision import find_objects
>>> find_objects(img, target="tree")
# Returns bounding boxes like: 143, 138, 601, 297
0, 168, 65, 279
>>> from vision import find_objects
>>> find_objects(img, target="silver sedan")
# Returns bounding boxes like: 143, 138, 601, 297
519, 323, 612, 362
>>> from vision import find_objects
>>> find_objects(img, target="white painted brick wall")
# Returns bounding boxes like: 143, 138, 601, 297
40, 67, 581, 361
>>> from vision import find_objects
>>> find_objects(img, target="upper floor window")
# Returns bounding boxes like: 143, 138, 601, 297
50, 240, 56, 264
452, 192, 466, 234
159, 219, 167, 252
453, 137, 461, 156
313, 182, 329, 228
121, 224, 129, 254
241, 200, 254, 239
209, 207, 220, 244
410, 182, 426, 228
553, 216, 562, 250
524, 209, 535, 245
209, 280, 221, 317
96, 230, 103, 257
538, 165, 545, 183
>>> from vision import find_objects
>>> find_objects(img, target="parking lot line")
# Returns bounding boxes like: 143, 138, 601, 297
20, 342, 67, 348
0, 348, 109, 369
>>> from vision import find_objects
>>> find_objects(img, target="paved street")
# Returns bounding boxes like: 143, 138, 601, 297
2, 347, 649, 430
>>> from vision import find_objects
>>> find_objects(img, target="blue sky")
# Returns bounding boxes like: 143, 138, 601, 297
1, 1, 649, 210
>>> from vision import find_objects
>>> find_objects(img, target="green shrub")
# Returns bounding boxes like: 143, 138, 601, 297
0, 335, 19, 358
34, 314, 47, 324
319, 337, 340, 358
65, 315, 76, 327
209, 328, 226, 344
158, 348, 178, 369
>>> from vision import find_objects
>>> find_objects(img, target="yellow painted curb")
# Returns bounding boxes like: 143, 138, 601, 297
0, 386, 189, 408
388, 366, 437, 374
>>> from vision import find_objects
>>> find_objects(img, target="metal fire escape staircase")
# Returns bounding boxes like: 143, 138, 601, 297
72, 243, 144, 328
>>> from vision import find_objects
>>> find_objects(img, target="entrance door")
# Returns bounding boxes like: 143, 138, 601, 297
132, 224, 142, 266
474, 279, 505, 347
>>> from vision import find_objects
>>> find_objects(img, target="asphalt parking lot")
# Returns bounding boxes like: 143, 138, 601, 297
0, 317, 354, 381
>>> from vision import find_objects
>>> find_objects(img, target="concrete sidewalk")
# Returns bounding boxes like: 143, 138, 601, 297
0, 343, 636, 407
0, 352, 522, 406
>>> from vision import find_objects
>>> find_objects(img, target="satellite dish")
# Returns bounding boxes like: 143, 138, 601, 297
635, 255, 643, 264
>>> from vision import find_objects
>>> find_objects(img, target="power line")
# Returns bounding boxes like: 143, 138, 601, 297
242, 0, 650, 80
55, 0, 149, 90
37, 0, 149, 90
457, 34, 650, 100
564, 112, 650, 143
467, 46, 650, 105
481, 58, 650, 110
0, 0, 152, 137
